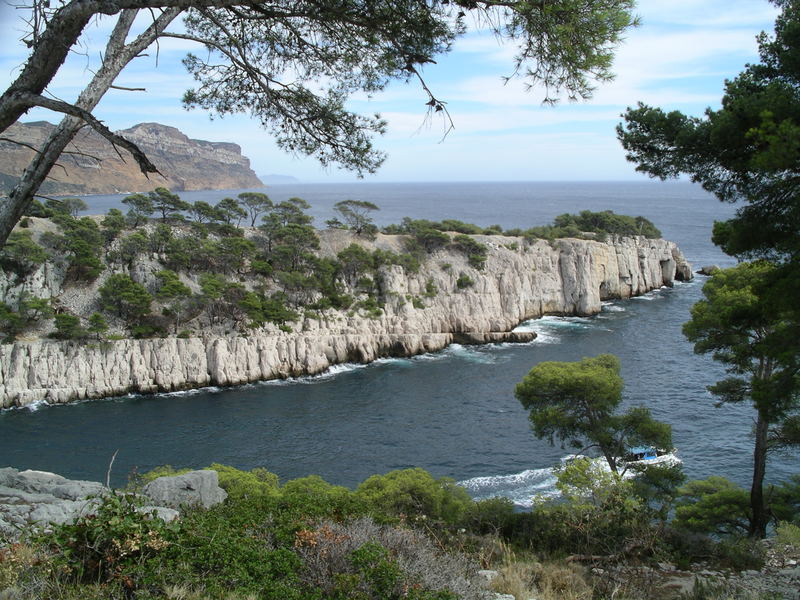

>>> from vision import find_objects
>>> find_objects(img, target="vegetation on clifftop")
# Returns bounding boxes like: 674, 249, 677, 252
0, 194, 661, 343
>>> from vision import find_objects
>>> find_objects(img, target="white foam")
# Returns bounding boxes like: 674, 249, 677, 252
372, 357, 412, 366
601, 304, 626, 313
513, 314, 598, 345
444, 344, 499, 364
459, 466, 560, 507
161, 386, 222, 398
262, 362, 369, 386
458, 452, 682, 507
10, 398, 50, 412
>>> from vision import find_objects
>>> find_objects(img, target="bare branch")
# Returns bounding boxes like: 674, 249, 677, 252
407, 64, 455, 142
110, 84, 147, 91
18, 92, 162, 176
0, 137, 42, 154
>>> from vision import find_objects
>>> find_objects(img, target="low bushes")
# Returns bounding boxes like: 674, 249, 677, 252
7, 462, 794, 600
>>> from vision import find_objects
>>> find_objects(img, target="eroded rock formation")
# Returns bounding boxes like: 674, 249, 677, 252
0, 232, 691, 408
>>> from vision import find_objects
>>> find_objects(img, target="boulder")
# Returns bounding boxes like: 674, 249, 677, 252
477, 569, 499, 583
142, 470, 227, 509
0, 467, 216, 542
0, 468, 108, 538
4, 468, 107, 500
138, 505, 180, 522
697, 265, 720, 276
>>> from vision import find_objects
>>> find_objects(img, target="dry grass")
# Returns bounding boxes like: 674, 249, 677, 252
487, 541, 593, 600
162, 585, 258, 600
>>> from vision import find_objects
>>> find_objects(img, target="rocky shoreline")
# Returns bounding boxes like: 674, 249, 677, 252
0, 233, 692, 408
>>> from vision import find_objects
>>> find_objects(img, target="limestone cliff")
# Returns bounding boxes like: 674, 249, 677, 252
0, 121, 263, 195
0, 232, 691, 408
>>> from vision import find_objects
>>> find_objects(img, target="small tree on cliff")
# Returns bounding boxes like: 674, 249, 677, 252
327, 200, 380, 237
99, 274, 153, 324
238, 193, 273, 228
515, 354, 673, 474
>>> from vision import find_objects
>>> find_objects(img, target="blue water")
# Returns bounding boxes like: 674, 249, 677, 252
3, 181, 790, 503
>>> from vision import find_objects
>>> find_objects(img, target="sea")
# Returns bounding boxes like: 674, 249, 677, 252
2, 180, 794, 504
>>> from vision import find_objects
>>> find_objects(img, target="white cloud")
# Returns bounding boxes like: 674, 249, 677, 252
638, 0, 779, 28
0, 0, 783, 182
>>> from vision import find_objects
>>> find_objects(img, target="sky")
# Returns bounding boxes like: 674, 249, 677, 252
0, 0, 781, 183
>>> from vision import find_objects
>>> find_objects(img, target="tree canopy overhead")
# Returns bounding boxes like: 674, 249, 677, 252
617, 0, 800, 265
0, 0, 638, 245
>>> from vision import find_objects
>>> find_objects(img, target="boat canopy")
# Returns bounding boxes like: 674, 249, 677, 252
627, 446, 658, 460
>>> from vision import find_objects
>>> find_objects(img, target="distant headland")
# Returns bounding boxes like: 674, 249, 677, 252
0, 121, 263, 196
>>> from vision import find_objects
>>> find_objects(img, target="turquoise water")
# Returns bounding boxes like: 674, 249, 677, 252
3, 181, 786, 502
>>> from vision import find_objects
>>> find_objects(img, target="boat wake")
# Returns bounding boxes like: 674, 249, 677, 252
458, 452, 681, 508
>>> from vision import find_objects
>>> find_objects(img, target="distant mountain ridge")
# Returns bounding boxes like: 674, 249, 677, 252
259, 174, 299, 184
0, 121, 263, 196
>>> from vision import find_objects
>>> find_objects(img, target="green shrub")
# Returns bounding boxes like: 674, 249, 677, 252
98, 273, 153, 324
37, 492, 178, 586
673, 476, 751, 537
776, 521, 800, 547
355, 468, 473, 525
710, 536, 765, 571
101, 208, 126, 242
552, 210, 661, 239
51, 313, 87, 340
0, 294, 53, 341
424, 278, 438, 298
451, 234, 487, 270
156, 499, 305, 599
47, 214, 105, 280
456, 273, 474, 289
87, 313, 108, 339
524, 459, 661, 558
356, 296, 383, 318
438, 219, 483, 234
770, 474, 800, 524
0, 230, 48, 278
207, 463, 280, 501
130, 323, 164, 339
463, 497, 517, 536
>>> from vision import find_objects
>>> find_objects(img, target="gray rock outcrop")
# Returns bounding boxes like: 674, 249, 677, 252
142, 470, 228, 509
698, 265, 720, 275
0, 233, 691, 408
0, 468, 108, 540
0, 468, 225, 541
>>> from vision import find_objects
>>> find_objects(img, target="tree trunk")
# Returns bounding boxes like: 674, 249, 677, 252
0, 8, 180, 246
749, 411, 769, 538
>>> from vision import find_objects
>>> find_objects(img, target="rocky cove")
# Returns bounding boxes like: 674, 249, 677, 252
0, 229, 691, 408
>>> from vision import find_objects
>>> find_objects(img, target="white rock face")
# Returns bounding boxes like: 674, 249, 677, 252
0, 235, 691, 408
